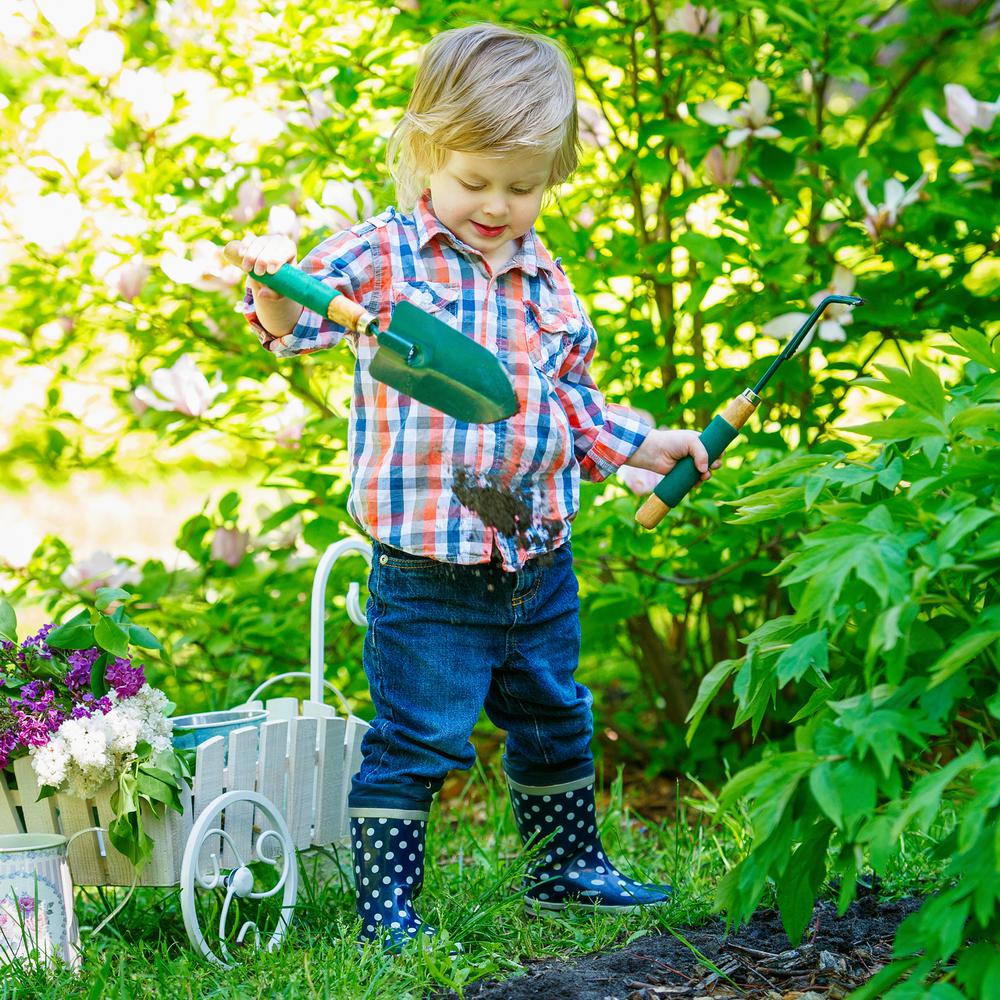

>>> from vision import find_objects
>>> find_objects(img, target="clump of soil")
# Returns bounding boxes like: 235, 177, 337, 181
454, 892, 923, 1000
451, 469, 562, 556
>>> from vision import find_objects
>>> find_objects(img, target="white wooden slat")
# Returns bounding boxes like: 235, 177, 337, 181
258, 719, 289, 818
263, 697, 299, 721
58, 793, 110, 886
0, 768, 23, 834
312, 716, 347, 845
12, 757, 58, 834
171, 778, 194, 880
137, 801, 177, 887
92, 785, 138, 885
286, 717, 317, 851
302, 700, 336, 720
221, 726, 259, 867
339, 717, 369, 839
192, 736, 226, 877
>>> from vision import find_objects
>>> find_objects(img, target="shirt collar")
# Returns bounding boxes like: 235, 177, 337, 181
413, 191, 559, 286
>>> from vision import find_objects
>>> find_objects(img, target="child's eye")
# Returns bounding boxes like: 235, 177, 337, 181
460, 181, 484, 191
511, 188, 533, 196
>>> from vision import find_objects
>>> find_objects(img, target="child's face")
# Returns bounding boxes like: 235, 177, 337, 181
428, 150, 554, 259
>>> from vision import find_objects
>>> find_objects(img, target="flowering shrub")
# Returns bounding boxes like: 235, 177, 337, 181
0, 595, 187, 870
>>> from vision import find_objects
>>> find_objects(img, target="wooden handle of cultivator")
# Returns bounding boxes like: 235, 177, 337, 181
223, 241, 376, 334
635, 390, 760, 530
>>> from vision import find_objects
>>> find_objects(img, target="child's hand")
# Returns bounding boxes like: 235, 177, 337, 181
234, 234, 297, 300
626, 429, 721, 483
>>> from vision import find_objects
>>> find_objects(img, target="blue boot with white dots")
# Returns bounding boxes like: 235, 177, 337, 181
507, 773, 673, 914
350, 812, 436, 950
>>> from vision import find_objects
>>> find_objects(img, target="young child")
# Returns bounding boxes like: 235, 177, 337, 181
237, 23, 715, 950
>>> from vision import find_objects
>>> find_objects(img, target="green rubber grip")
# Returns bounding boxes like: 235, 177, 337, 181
253, 262, 339, 318
652, 415, 739, 508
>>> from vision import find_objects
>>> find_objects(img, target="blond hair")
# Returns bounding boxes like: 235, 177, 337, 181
387, 23, 580, 210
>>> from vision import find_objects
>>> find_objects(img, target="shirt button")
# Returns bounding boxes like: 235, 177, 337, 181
379, 554, 388, 565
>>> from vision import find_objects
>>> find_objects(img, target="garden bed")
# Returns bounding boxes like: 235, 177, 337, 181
456, 891, 921, 1000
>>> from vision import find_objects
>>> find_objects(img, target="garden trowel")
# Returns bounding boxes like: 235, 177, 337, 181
223, 242, 517, 424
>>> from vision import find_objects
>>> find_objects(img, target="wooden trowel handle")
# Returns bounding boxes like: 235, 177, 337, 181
223, 241, 376, 334
635, 390, 760, 529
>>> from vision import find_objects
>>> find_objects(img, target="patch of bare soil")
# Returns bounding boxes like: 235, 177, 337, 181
456, 891, 921, 1000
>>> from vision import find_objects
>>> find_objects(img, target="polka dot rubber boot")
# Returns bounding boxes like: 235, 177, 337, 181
351, 814, 436, 950
507, 774, 672, 914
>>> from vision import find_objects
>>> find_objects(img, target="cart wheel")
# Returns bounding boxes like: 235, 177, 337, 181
180, 790, 298, 968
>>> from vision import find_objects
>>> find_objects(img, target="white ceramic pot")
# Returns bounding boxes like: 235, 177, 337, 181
0, 833, 81, 971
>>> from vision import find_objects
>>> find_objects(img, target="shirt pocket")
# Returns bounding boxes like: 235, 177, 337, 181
390, 279, 461, 321
525, 300, 584, 377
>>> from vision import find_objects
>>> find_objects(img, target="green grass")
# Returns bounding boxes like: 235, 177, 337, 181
0, 763, 949, 999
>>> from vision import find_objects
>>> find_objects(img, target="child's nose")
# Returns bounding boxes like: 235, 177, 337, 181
482, 194, 507, 218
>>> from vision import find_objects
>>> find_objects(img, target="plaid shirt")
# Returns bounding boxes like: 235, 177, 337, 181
242, 193, 649, 570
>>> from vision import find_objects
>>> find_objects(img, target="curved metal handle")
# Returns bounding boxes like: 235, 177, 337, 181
309, 537, 371, 704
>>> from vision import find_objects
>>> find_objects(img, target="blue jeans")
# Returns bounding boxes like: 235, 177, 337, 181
348, 541, 595, 812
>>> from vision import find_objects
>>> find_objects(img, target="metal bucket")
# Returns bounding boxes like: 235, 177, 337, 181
0, 833, 81, 971
170, 708, 268, 750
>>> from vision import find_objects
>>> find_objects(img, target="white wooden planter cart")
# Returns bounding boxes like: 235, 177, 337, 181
0, 537, 372, 968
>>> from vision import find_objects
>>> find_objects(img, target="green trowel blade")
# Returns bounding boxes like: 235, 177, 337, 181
369, 300, 519, 424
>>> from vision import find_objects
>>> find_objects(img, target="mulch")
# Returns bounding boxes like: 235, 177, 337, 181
452, 891, 921, 1000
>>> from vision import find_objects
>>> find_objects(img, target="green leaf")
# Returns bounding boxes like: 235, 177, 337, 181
44, 622, 95, 650
685, 658, 740, 744
928, 627, 1000, 687
127, 624, 162, 650
0, 598, 16, 643
219, 490, 240, 521
94, 616, 130, 658
776, 820, 833, 945
775, 630, 828, 685
95, 587, 130, 611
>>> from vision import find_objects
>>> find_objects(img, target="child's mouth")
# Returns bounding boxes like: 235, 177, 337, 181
471, 221, 506, 238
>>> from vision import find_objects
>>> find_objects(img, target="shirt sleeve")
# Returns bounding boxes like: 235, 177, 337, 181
553, 295, 652, 483
240, 228, 376, 357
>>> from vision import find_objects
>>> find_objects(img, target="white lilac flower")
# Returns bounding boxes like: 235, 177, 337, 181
133, 354, 227, 417
923, 84, 1000, 146
61, 551, 141, 592
695, 79, 782, 147
854, 170, 928, 241
762, 266, 858, 348
665, 3, 721, 36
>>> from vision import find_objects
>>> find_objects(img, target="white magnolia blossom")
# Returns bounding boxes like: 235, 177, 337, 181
854, 170, 928, 241
233, 174, 265, 224
36, 0, 96, 39
695, 79, 781, 147
302, 179, 374, 230
60, 551, 141, 592
665, 3, 721, 36
267, 204, 301, 243
69, 28, 125, 78
113, 67, 174, 130
762, 266, 858, 348
30, 686, 173, 799
211, 526, 250, 567
160, 238, 243, 291
618, 464, 662, 496
133, 353, 227, 417
262, 397, 307, 449
923, 84, 1000, 147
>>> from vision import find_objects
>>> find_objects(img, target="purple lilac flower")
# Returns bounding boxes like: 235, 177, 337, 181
16, 713, 50, 749
17, 895, 35, 916
21, 624, 54, 660
66, 647, 100, 693
105, 657, 145, 700
71, 705, 92, 720
95, 695, 113, 714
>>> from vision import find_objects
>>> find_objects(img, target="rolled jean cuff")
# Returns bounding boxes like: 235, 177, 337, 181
502, 755, 595, 791
348, 777, 436, 815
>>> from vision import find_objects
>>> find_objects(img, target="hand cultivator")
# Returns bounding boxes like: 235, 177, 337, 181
635, 294, 864, 529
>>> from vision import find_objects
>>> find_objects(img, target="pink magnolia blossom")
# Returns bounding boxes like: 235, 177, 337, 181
854, 170, 927, 241
262, 398, 307, 449
696, 80, 782, 147
267, 204, 301, 243
233, 175, 265, 224
703, 146, 741, 186
617, 465, 663, 496
133, 354, 227, 417
211, 526, 250, 568
578, 103, 612, 148
665, 3, 721, 36
762, 266, 858, 349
